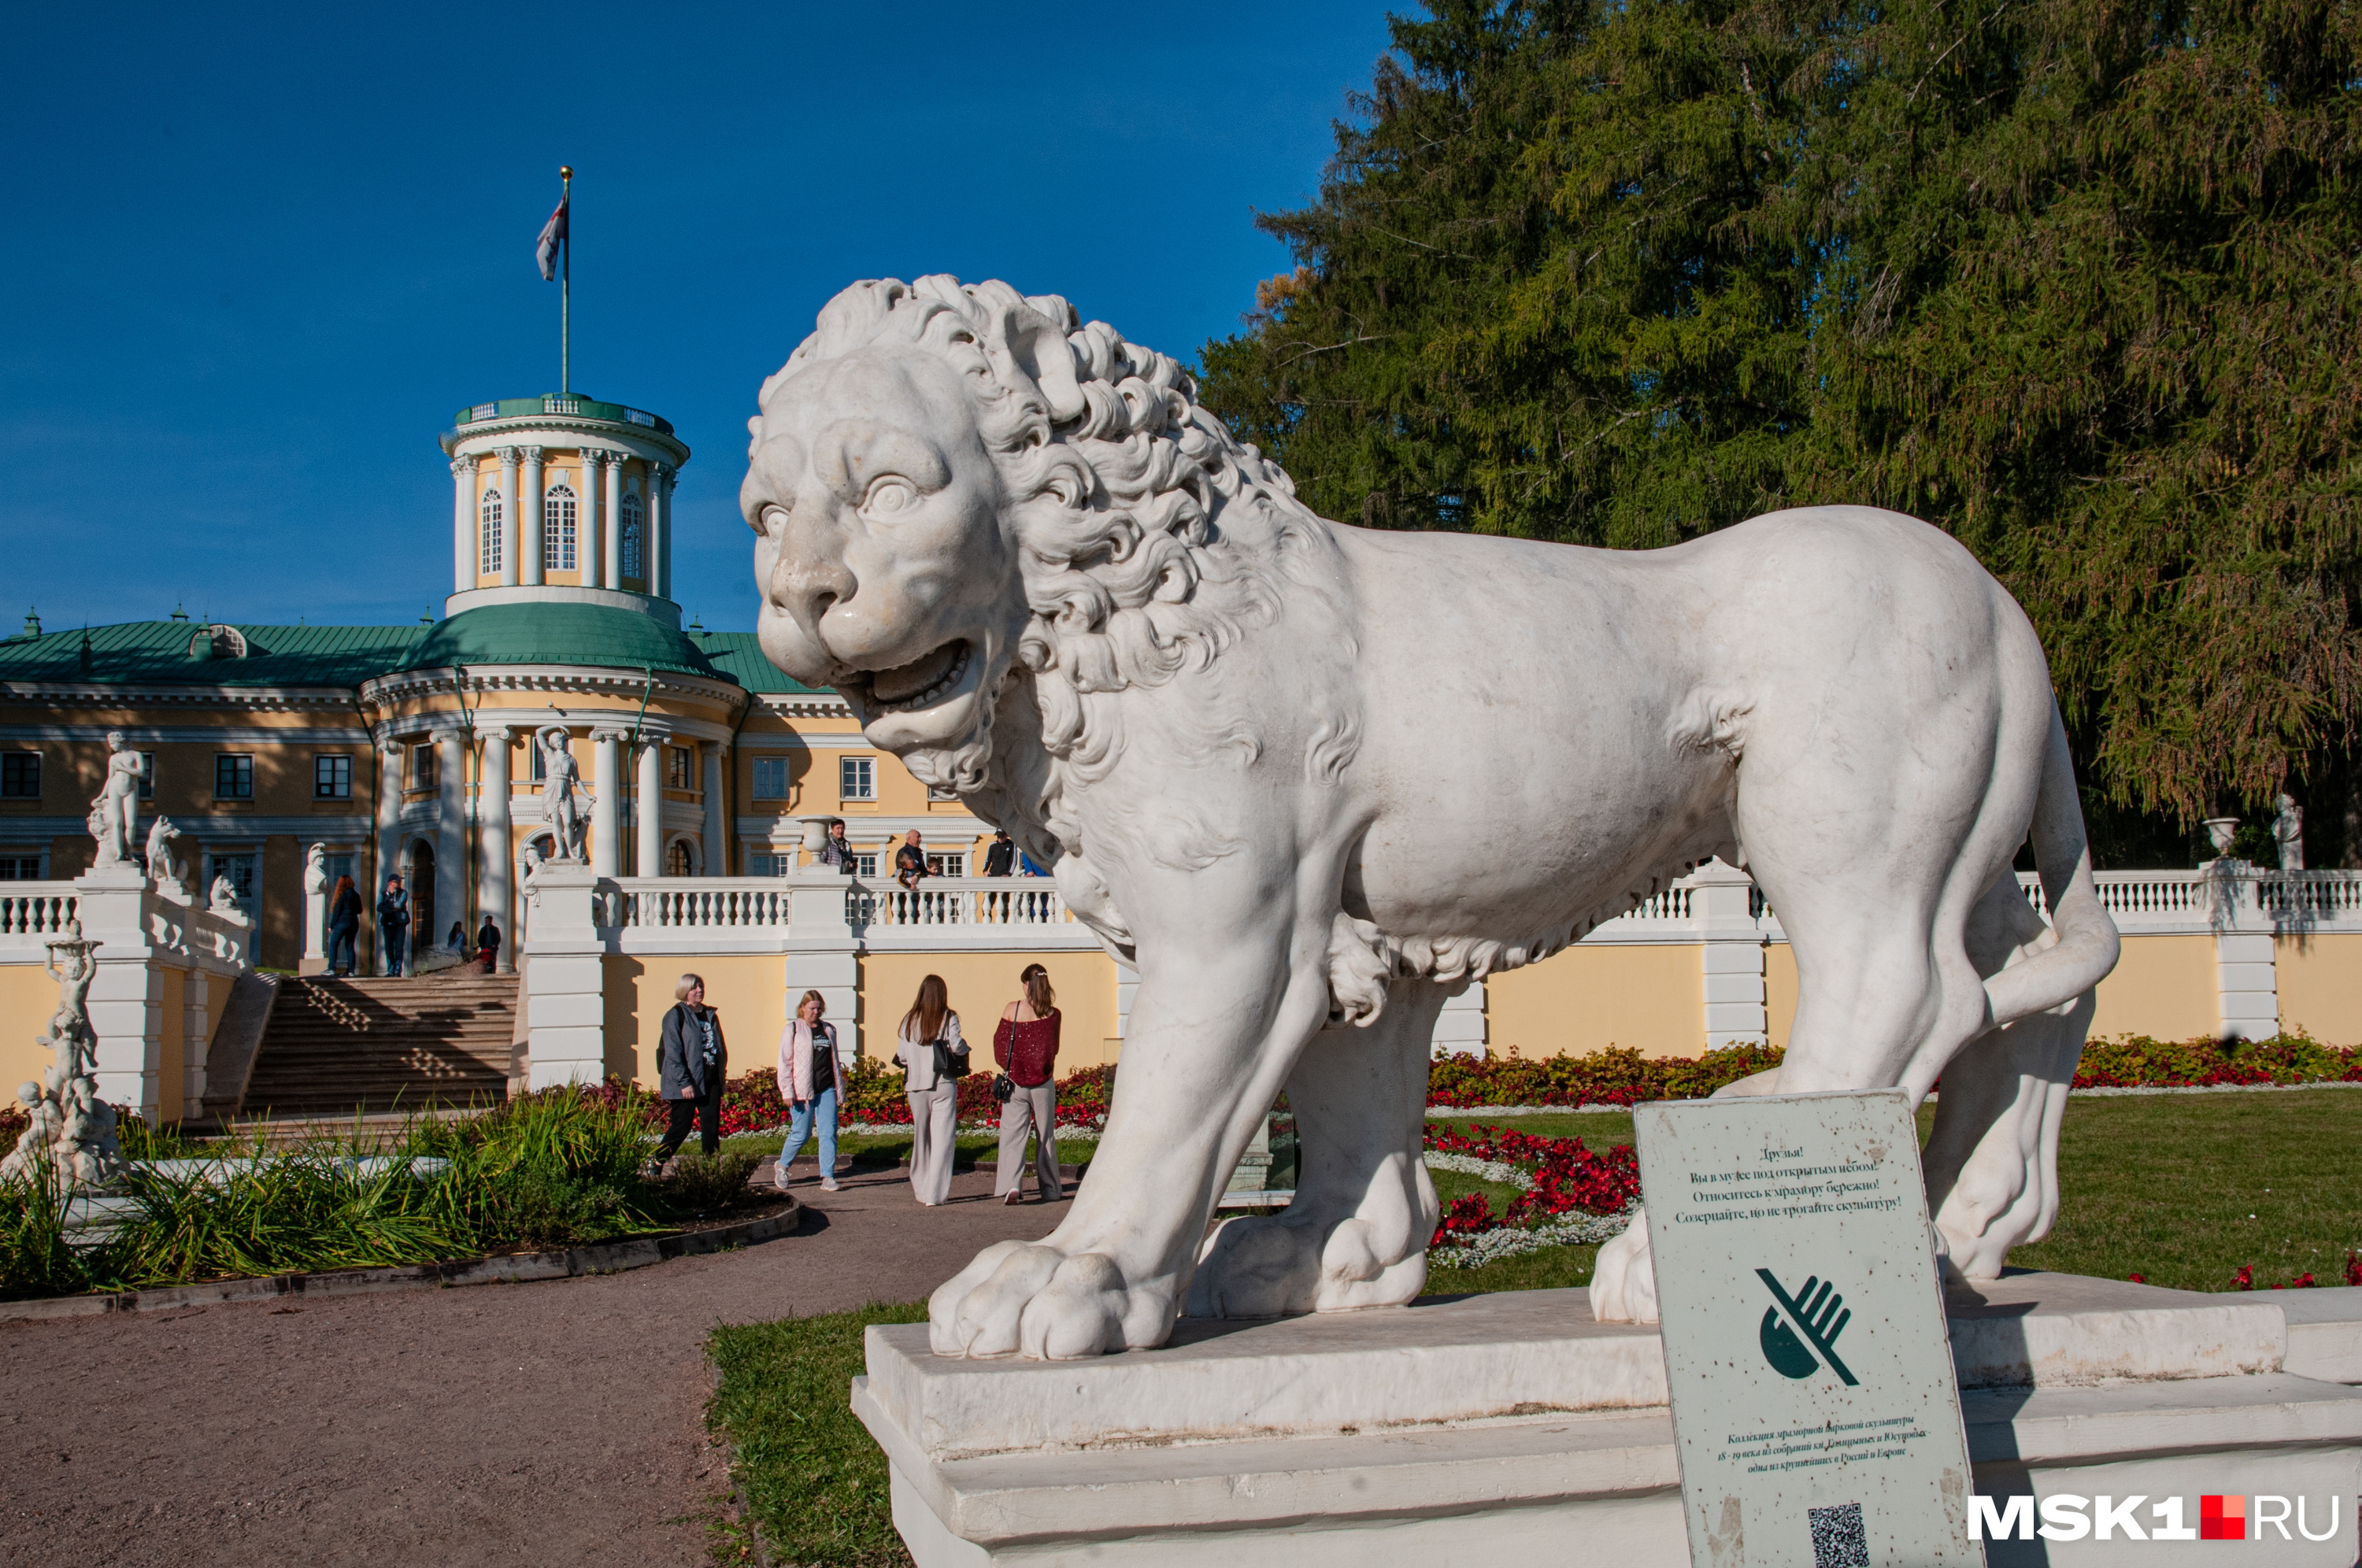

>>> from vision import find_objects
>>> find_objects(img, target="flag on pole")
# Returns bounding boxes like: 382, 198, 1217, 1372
536, 190, 569, 281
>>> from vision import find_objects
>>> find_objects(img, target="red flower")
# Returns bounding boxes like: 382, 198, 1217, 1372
2234, 1265, 2255, 1291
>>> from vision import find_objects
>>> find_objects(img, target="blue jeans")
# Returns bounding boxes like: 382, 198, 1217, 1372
383, 926, 407, 975
327, 924, 357, 974
779, 1086, 839, 1182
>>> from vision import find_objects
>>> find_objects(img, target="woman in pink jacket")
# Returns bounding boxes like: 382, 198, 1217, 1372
775, 990, 844, 1191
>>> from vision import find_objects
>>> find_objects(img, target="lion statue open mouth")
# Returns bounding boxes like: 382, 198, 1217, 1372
741, 276, 2120, 1359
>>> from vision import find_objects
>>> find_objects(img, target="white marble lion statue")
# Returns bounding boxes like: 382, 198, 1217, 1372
742, 276, 2121, 1359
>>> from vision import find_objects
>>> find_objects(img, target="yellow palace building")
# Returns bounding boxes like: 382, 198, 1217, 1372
6, 383, 2361, 1126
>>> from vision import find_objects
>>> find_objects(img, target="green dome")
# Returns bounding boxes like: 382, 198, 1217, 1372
396, 602, 725, 679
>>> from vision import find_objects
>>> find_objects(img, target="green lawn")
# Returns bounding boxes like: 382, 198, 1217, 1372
708, 1092, 2362, 1564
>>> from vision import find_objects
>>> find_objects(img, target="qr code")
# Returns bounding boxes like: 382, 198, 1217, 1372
1809, 1502, 1869, 1568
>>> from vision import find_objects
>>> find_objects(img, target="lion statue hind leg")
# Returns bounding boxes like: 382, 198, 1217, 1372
1186, 977, 1445, 1318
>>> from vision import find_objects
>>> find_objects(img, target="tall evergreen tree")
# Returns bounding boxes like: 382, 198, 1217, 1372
1202, 0, 2362, 842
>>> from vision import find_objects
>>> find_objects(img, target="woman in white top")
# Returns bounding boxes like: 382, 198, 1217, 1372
892, 973, 964, 1205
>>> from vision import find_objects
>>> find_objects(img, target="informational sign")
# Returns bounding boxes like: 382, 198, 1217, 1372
1637, 1090, 1982, 1568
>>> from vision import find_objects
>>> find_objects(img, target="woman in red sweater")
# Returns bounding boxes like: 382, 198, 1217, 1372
992, 963, 1062, 1205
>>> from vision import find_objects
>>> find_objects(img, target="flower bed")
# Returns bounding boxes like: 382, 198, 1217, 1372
1423, 1124, 1640, 1269
624, 1060, 1119, 1137
2072, 1033, 2362, 1089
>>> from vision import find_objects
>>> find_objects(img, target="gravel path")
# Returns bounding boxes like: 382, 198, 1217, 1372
0, 1158, 1070, 1567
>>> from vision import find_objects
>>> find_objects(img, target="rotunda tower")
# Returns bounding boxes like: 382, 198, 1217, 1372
439, 393, 692, 619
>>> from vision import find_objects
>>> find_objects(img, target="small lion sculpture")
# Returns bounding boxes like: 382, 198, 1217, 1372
742, 276, 2120, 1359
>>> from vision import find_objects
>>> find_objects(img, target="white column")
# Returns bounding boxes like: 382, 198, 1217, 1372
635, 733, 665, 876
521, 863, 609, 1089
785, 869, 861, 1059
76, 868, 165, 1121
519, 446, 546, 586
374, 738, 405, 969
603, 456, 624, 589
435, 727, 467, 971
702, 745, 727, 876
1694, 857, 1768, 1050
480, 726, 514, 974
590, 728, 623, 876
450, 456, 475, 594
578, 452, 604, 590
2212, 865, 2280, 1041
496, 447, 520, 588
647, 461, 671, 600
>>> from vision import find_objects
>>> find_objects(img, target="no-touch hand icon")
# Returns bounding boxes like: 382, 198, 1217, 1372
1756, 1269, 1860, 1385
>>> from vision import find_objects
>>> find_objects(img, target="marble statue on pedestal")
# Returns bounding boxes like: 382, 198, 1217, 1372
0, 926, 125, 1190
2275, 793, 2305, 871
85, 730, 140, 870
537, 728, 589, 863
209, 871, 242, 917
146, 815, 187, 897
742, 276, 2122, 1357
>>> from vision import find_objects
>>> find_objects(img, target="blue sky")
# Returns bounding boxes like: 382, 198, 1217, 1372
1, 2, 1398, 633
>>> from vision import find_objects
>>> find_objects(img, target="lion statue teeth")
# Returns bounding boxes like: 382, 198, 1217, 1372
742, 275, 2120, 1359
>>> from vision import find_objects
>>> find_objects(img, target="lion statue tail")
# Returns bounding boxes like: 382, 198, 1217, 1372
1979, 706, 2122, 1029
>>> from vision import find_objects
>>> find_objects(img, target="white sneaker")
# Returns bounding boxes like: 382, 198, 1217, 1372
820, 1178, 839, 1192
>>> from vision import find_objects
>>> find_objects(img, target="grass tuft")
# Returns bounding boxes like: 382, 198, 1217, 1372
709, 1302, 924, 1568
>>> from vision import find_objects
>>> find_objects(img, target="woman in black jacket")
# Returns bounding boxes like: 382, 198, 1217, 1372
654, 972, 727, 1164
325, 875, 362, 977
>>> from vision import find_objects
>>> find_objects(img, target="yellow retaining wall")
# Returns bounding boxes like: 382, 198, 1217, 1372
0, 966, 55, 1094
2275, 932, 2362, 1041
859, 952, 1122, 1071
1486, 945, 1704, 1060
601, 954, 788, 1085
2086, 934, 2218, 1041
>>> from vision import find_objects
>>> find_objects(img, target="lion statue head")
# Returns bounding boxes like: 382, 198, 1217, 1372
741, 276, 1336, 825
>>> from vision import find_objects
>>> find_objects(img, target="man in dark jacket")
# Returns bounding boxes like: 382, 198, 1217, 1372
376, 875, 411, 978
982, 829, 1015, 877
654, 972, 727, 1164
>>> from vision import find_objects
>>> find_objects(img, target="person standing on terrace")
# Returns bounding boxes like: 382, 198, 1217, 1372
894, 830, 928, 889
993, 963, 1063, 1205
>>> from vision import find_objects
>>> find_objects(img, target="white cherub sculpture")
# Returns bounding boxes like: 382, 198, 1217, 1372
209, 871, 243, 917
742, 277, 2121, 1359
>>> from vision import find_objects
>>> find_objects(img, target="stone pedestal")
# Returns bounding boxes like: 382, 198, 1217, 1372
520, 863, 610, 1089
855, 1275, 2362, 1566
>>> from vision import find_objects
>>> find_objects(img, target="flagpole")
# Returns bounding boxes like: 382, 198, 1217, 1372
558, 165, 572, 395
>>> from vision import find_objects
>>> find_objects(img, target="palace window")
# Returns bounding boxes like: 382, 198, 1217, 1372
926, 852, 960, 877
746, 852, 788, 876
314, 754, 353, 800
479, 487, 503, 575
545, 481, 578, 571
0, 853, 43, 879
0, 753, 39, 799
410, 745, 438, 791
666, 841, 694, 876
751, 756, 791, 800
213, 754, 254, 800
853, 852, 879, 877
839, 756, 875, 801
620, 492, 645, 580
137, 752, 154, 800
668, 746, 691, 790
529, 743, 545, 782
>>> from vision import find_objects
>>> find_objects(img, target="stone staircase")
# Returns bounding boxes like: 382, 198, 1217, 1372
228, 971, 520, 1126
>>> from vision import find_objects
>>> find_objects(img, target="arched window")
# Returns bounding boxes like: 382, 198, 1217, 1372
666, 841, 693, 877
544, 482, 578, 572
620, 491, 645, 582
479, 488, 503, 575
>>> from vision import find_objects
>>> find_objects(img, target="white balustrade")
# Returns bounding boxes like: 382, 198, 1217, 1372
853, 877, 1071, 930
0, 883, 80, 939
616, 879, 793, 930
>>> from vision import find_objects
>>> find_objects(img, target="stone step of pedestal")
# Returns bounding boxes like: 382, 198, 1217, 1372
861, 1275, 2362, 1566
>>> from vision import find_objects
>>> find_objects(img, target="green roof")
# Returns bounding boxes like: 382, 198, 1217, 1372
397, 602, 726, 679
0, 612, 827, 699
692, 630, 822, 694
0, 619, 428, 687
